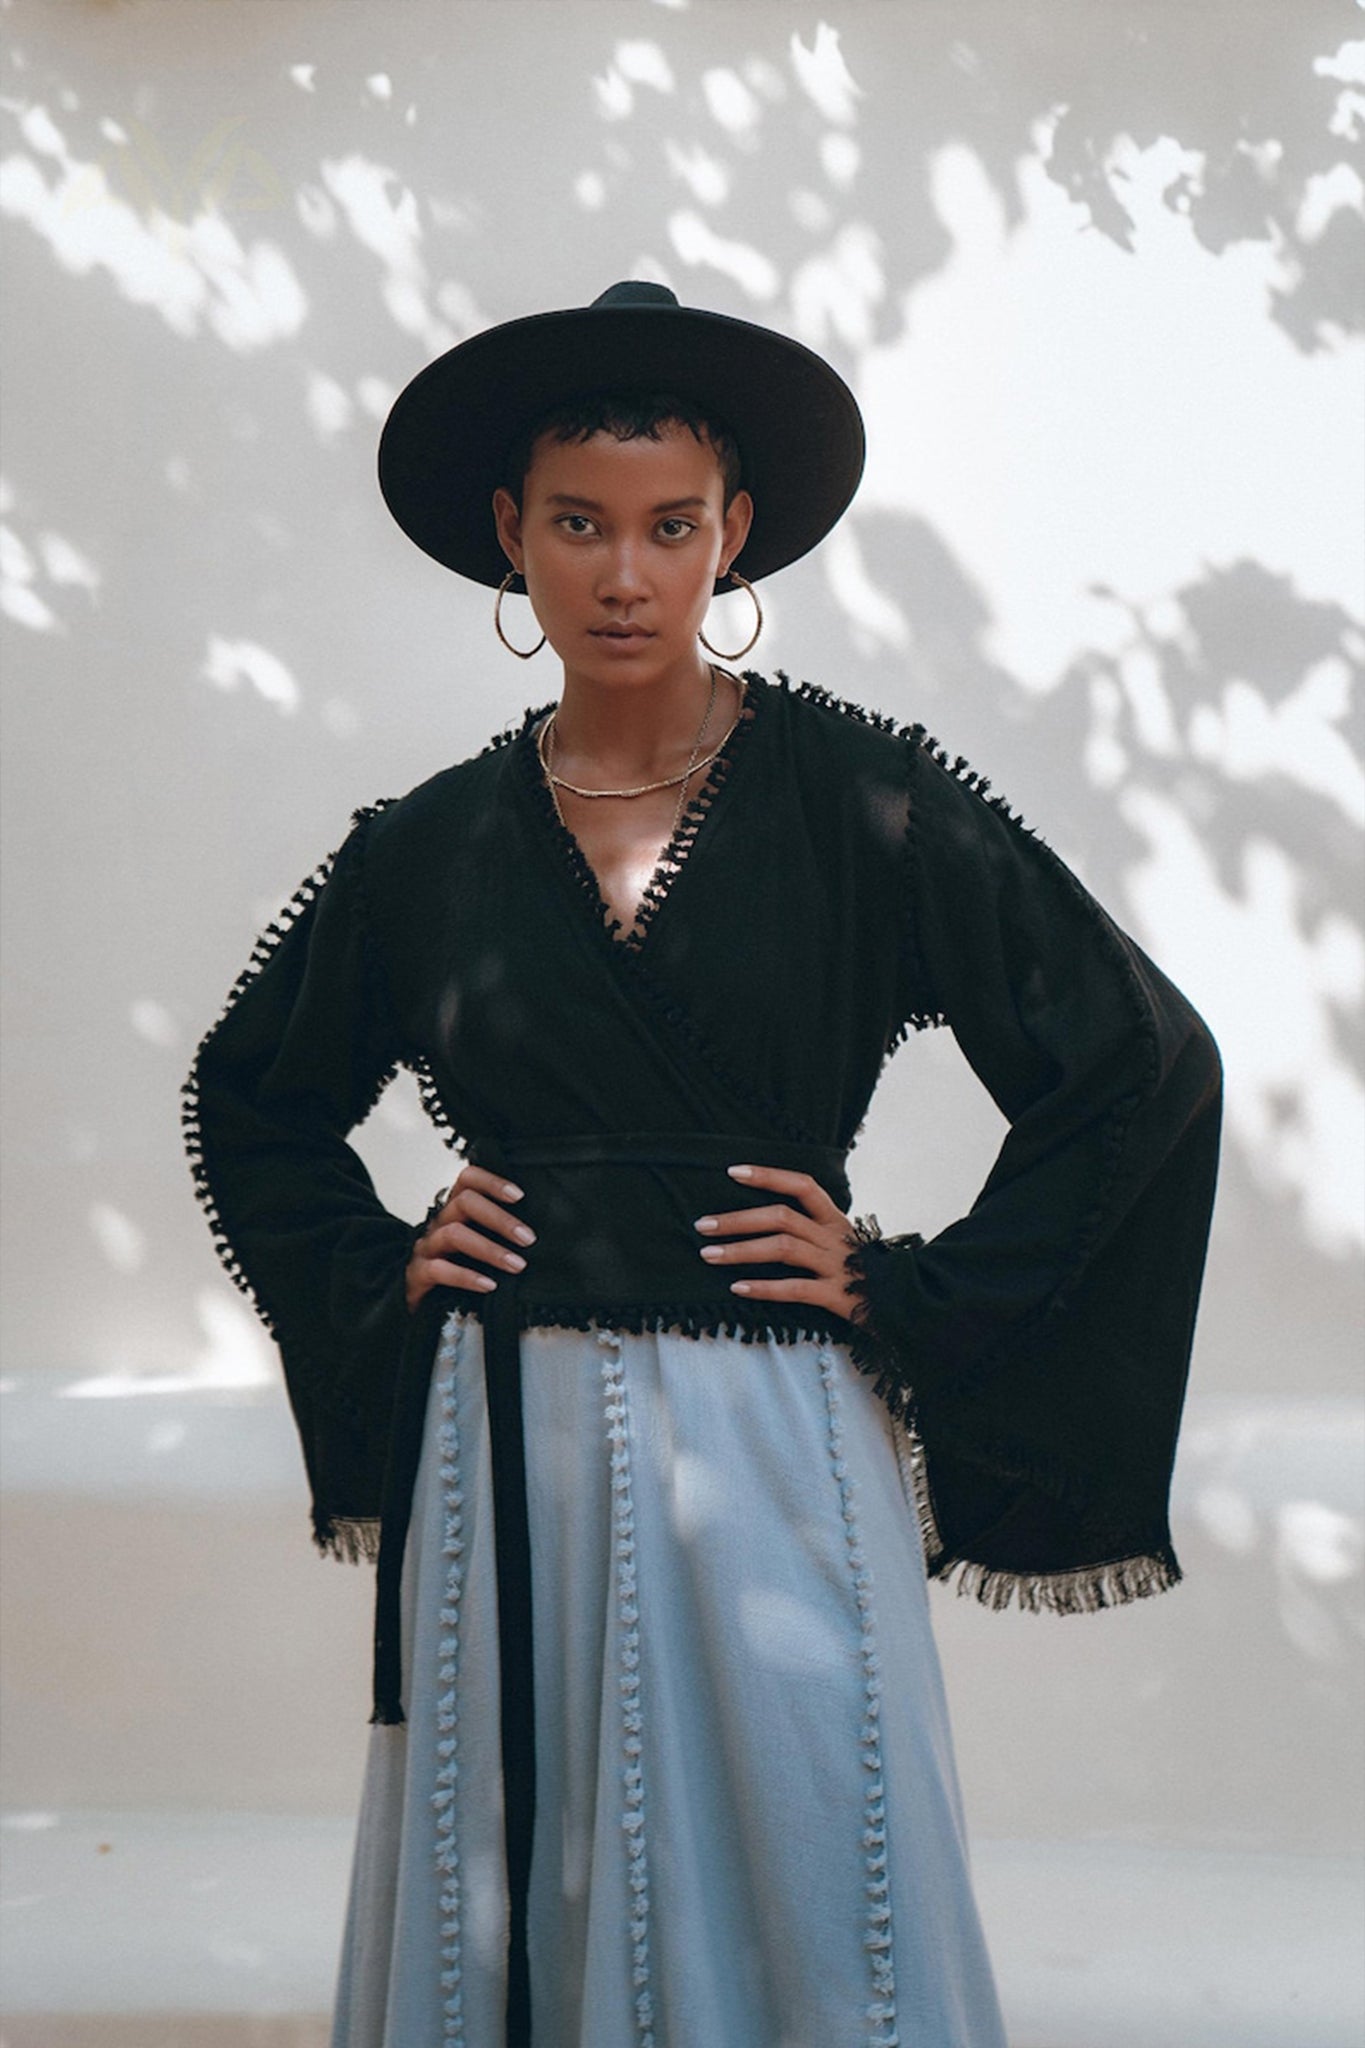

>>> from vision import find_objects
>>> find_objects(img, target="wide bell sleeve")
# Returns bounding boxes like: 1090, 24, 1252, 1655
181, 805, 419, 1560
847, 737, 1223, 1612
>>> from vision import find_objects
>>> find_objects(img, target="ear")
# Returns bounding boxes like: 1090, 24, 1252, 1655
491, 487, 525, 574
719, 488, 754, 573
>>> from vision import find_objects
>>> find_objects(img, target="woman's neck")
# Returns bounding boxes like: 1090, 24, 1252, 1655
549, 656, 729, 781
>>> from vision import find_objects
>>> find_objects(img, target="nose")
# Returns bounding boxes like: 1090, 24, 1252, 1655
595, 537, 649, 606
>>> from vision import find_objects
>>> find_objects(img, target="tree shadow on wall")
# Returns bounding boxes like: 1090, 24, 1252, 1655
1, 0, 1359, 1390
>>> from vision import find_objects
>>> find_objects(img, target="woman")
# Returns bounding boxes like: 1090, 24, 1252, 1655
184, 281, 1222, 2047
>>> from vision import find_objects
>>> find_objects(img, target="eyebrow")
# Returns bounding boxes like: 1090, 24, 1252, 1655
544, 494, 710, 513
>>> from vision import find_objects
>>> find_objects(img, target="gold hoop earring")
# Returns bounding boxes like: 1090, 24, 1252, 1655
494, 571, 546, 659
698, 568, 763, 661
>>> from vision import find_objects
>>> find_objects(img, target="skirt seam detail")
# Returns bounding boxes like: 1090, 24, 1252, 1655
432, 1325, 467, 2045
598, 1328, 657, 2048
818, 1345, 900, 2048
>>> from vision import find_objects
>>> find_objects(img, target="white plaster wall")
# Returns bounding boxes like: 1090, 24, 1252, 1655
1, 0, 1361, 1969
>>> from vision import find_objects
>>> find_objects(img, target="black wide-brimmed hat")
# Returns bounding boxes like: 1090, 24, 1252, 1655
377, 280, 865, 592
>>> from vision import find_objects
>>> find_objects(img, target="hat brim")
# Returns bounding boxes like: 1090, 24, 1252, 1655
376, 300, 865, 591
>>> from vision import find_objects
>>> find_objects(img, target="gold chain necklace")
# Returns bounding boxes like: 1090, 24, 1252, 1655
537, 668, 744, 834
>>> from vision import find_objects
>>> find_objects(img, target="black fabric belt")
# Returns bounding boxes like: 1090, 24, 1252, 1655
373, 1130, 851, 2047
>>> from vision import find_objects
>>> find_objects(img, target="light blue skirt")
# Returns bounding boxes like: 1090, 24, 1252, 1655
330, 1311, 1006, 2048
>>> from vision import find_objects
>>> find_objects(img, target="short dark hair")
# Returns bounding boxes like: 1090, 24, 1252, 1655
500, 391, 744, 512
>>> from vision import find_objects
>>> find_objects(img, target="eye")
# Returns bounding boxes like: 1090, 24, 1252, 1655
555, 513, 598, 536
657, 517, 697, 540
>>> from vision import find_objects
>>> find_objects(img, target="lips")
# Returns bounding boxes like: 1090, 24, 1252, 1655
592, 624, 652, 640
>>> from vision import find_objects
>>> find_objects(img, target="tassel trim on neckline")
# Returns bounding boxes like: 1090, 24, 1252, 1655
514, 669, 763, 955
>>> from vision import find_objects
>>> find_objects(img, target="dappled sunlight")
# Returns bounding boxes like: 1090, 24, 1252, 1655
1278, 1500, 1363, 1589
1121, 791, 1363, 1255
1316, 36, 1365, 142
858, 131, 1360, 692
317, 151, 479, 353
789, 23, 864, 126
1051, 555, 1365, 1257
1176, 1396, 1363, 1662
593, 37, 676, 119
0, 102, 306, 347
303, 364, 354, 441
1298, 159, 1365, 243
738, 1585, 849, 1675
790, 219, 884, 348
667, 1448, 727, 1540
1275, 1501, 1364, 1664
667, 206, 779, 298
0, 475, 101, 632
664, 137, 730, 207
1188, 660, 1364, 827
33, 525, 99, 594
62, 1286, 275, 1399
0, 518, 59, 631
129, 998, 182, 1049
700, 66, 766, 142
823, 524, 911, 658
88, 1200, 146, 1275
200, 632, 300, 714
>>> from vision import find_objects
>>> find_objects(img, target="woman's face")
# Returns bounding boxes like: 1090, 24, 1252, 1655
492, 424, 753, 690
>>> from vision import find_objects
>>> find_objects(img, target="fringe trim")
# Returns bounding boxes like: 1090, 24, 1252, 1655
465, 1294, 853, 1350
408, 1051, 467, 1153
516, 670, 762, 954
519, 706, 627, 941
817, 1347, 899, 2045
477, 704, 547, 758
840, 1225, 925, 1430
887, 1411, 947, 1579
599, 1330, 656, 2047
841, 1224, 1182, 1616
617, 670, 759, 958
315, 1514, 382, 1564
933, 1545, 1183, 1616
432, 1328, 467, 2044
180, 800, 400, 1368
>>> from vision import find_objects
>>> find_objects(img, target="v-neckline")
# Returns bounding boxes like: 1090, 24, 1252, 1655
518, 672, 762, 958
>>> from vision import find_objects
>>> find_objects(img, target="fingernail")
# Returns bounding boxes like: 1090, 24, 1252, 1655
728, 1164, 754, 1180
512, 1223, 536, 1245
730, 1280, 753, 1294
504, 1251, 526, 1271
502, 1182, 524, 1200
474, 1274, 497, 1290
694, 1215, 719, 1232
699, 1245, 724, 1261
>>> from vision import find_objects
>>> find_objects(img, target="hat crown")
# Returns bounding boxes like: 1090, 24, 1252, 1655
589, 280, 679, 310
378, 281, 865, 588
